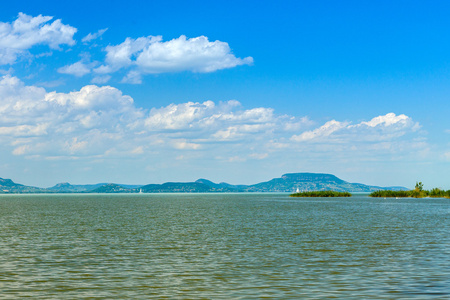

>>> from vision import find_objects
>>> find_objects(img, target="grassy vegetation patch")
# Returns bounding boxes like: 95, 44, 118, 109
290, 191, 351, 197
370, 182, 450, 198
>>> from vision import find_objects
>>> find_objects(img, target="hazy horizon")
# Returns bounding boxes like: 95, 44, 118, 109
1, 1, 449, 189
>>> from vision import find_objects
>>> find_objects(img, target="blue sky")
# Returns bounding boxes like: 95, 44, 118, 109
0, 0, 449, 189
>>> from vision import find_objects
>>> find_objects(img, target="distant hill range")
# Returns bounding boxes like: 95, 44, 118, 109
0, 172, 406, 194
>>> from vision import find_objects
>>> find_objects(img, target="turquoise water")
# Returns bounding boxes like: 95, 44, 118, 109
0, 193, 449, 299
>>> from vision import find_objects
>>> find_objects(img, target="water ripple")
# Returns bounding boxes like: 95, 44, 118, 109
0, 194, 449, 298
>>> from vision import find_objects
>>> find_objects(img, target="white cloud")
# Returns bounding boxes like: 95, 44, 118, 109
227, 156, 247, 163
358, 113, 410, 127
144, 100, 216, 131
58, 53, 99, 77
91, 75, 111, 84
131, 146, 144, 154
0, 75, 306, 158
350, 114, 420, 142
291, 113, 419, 143
249, 153, 269, 160
0, 75, 427, 167
121, 70, 142, 84
12, 144, 30, 155
34, 79, 65, 88
57, 61, 91, 77
82, 28, 108, 43
134, 35, 253, 73
142, 100, 301, 144
173, 140, 202, 150
291, 120, 348, 142
211, 123, 274, 141
0, 67, 14, 75
94, 35, 253, 81
0, 123, 49, 136
0, 75, 140, 152
0, 13, 76, 65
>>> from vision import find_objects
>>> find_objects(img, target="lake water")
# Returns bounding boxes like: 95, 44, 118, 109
0, 193, 449, 299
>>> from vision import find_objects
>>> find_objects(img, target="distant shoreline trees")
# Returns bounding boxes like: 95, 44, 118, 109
370, 182, 450, 198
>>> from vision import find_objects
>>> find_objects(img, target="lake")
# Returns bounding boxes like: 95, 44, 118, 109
0, 193, 449, 299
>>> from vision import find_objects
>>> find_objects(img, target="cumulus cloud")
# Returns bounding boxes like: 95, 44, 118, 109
0, 75, 425, 163
0, 75, 304, 158
142, 100, 294, 143
0, 13, 76, 65
290, 113, 421, 154
358, 113, 410, 127
348, 113, 421, 141
0, 75, 139, 155
94, 35, 253, 81
58, 53, 99, 77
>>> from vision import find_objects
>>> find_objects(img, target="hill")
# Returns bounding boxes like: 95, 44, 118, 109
48, 182, 107, 192
140, 182, 239, 193
195, 173, 403, 193
243, 173, 397, 192
48, 182, 142, 192
0, 177, 45, 193
90, 183, 135, 193
0, 173, 407, 194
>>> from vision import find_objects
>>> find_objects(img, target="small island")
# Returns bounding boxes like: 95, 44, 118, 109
370, 182, 450, 198
290, 191, 351, 197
